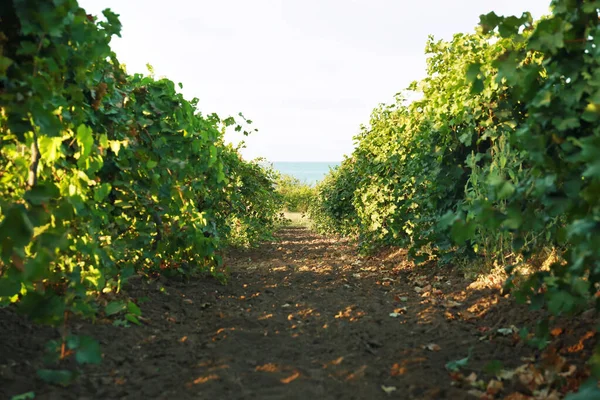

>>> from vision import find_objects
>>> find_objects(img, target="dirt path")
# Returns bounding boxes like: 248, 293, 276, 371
1, 227, 595, 399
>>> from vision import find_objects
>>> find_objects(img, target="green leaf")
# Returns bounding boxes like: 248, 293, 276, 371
479, 12, 502, 33
75, 336, 102, 365
31, 106, 62, 137
466, 63, 482, 82
547, 290, 575, 315
36, 369, 74, 386
498, 15, 524, 38
146, 159, 158, 169
94, 183, 112, 202
497, 181, 515, 199
565, 378, 600, 400
470, 78, 484, 94
109, 140, 122, 155
0, 205, 34, 250
125, 313, 142, 325
104, 300, 126, 316
127, 301, 141, 316
483, 360, 504, 375
18, 292, 65, 325
0, 56, 14, 79
503, 207, 522, 230
0, 278, 21, 297
451, 219, 476, 245
583, 161, 600, 179
38, 136, 63, 162
10, 392, 35, 400
76, 124, 94, 165
532, 90, 552, 107
445, 347, 472, 372
24, 183, 60, 205
101, 9, 123, 37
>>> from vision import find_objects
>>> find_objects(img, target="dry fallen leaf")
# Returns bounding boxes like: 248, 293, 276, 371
558, 364, 577, 377
390, 363, 407, 376
381, 385, 397, 395
550, 327, 563, 337
425, 343, 441, 351
467, 389, 485, 398
465, 372, 478, 384
486, 379, 503, 395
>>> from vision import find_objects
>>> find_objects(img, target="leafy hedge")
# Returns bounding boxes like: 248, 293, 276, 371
0, 0, 281, 374
276, 174, 315, 213
311, 0, 600, 377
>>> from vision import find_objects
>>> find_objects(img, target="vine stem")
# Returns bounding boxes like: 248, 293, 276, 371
28, 32, 46, 188
60, 310, 69, 360
27, 131, 40, 188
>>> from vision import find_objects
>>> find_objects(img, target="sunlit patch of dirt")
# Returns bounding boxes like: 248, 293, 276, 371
333, 305, 366, 321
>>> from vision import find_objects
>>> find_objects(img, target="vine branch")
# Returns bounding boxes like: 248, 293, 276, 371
27, 131, 40, 188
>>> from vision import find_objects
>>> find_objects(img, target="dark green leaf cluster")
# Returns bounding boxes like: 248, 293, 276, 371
309, 158, 360, 237
311, 0, 600, 376
0, 0, 281, 369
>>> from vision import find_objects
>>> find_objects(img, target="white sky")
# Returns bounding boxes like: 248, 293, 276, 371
79, 0, 550, 162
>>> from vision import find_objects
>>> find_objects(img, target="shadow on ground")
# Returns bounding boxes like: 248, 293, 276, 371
0, 227, 596, 399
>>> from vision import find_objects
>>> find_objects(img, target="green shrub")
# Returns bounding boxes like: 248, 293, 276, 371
0, 0, 281, 373
276, 174, 315, 213
311, 1, 600, 377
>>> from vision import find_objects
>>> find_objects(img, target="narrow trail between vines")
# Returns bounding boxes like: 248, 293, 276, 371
2, 227, 595, 399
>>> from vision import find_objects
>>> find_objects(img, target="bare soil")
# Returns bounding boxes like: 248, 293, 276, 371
0, 227, 597, 399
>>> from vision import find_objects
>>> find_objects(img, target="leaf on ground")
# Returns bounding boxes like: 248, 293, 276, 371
444, 301, 463, 308
445, 347, 472, 371
426, 343, 441, 351
497, 327, 516, 336
381, 385, 397, 395
486, 379, 504, 395
467, 389, 485, 398
10, 392, 35, 400
559, 365, 577, 377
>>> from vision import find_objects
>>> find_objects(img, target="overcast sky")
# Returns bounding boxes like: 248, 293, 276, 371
79, 0, 550, 162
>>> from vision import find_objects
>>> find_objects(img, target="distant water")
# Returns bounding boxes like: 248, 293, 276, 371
271, 161, 340, 186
